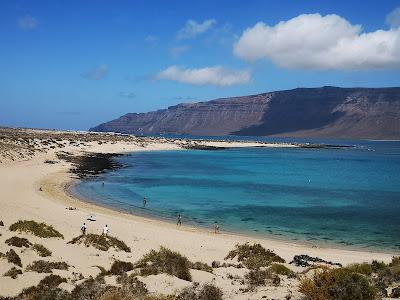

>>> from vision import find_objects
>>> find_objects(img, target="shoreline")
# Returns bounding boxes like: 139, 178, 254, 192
0, 128, 397, 298
63, 150, 398, 256
41, 146, 396, 262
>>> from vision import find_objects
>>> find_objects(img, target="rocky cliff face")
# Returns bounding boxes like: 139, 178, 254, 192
90, 87, 400, 139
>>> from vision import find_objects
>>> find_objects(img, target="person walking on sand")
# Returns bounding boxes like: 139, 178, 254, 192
143, 196, 147, 208
81, 222, 87, 235
102, 224, 109, 236
214, 221, 220, 234
177, 214, 182, 226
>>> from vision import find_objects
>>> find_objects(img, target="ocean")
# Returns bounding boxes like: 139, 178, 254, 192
71, 137, 400, 251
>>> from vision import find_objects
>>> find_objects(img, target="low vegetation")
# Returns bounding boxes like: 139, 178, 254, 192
176, 283, 223, 300
189, 261, 213, 273
38, 274, 68, 288
108, 260, 134, 275
4, 267, 23, 279
0, 249, 22, 267
5, 236, 32, 248
68, 234, 131, 252
225, 243, 285, 269
135, 246, 192, 281
32, 243, 52, 257
245, 269, 280, 287
10, 285, 71, 300
9, 220, 64, 238
299, 267, 376, 300
269, 263, 296, 278
298, 256, 400, 299
26, 260, 69, 273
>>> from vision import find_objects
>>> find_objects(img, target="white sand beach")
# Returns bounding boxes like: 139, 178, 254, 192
0, 129, 397, 299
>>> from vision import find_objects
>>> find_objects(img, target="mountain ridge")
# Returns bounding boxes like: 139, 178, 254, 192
90, 86, 400, 139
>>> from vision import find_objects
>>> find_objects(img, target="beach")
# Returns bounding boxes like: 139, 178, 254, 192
0, 128, 397, 299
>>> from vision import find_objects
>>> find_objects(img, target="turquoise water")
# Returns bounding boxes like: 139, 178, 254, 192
72, 140, 400, 251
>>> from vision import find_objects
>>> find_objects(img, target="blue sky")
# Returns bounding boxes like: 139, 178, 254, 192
1, 0, 399, 130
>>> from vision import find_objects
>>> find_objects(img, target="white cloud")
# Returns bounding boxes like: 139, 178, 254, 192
17, 15, 38, 30
157, 65, 251, 87
386, 7, 400, 28
177, 19, 216, 39
170, 45, 190, 58
81, 64, 108, 80
234, 13, 400, 70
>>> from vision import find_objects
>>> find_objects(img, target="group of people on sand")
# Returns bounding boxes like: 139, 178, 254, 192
79, 195, 220, 235
80, 222, 109, 236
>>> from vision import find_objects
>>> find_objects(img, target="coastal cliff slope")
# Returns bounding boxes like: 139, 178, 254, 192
90, 86, 400, 139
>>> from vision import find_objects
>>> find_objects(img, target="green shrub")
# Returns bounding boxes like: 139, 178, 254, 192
346, 263, 373, 276
26, 260, 69, 273
114, 273, 148, 296
16, 286, 71, 300
9, 220, 63, 239
225, 243, 284, 269
5, 236, 32, 248
269, 263, 296, 277
4, 267, 22, 279
299, 268, 377, 300
4, 249, 22, 267
70, 276, 107, 300
190, 261, 213, 273
68, 234, 130, 252
390, 256, 400, 267
177, 283, 223, 300
371, 260, 387, 272
39, 274, 67, 287
245, 269, 280, 287
135, 246, 192, 281
108, 260, 134, 275
32, 243, 52, 257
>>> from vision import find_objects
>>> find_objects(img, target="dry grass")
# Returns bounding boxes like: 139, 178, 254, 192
225, 243, 285, 269
9, 220, 64, 239
4, 267, 23, 279
135, 246, 192, 281
245, 269, 280, 287
32, 243, 52, 257
38, 274, 68, 288
26, 260, 69, 273
176, 283, 223, 300
5, 236, 32, 248
1, 249, 22, 267
68, 234, 131, 252
190, 261, 213, 273
299, 268, 376, 300
269, 263, 296, 277
108, 260, 134, 275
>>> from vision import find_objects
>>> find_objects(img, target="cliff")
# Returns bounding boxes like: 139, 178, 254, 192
90, 87, 400, 139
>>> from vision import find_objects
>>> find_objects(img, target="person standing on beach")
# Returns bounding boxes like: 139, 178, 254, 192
103, 224, 109, 236
81, 222, 87, 235
143, 196, 147, 208
177, 214, 182, 226
214, 221, 220, 234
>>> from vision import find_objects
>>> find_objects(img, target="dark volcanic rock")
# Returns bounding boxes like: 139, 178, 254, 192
57, 152, 123, 179
90, 87, 400, 139
290, 254, 342, 267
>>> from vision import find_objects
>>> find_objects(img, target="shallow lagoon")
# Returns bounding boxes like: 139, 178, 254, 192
73, 139, 400, 251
